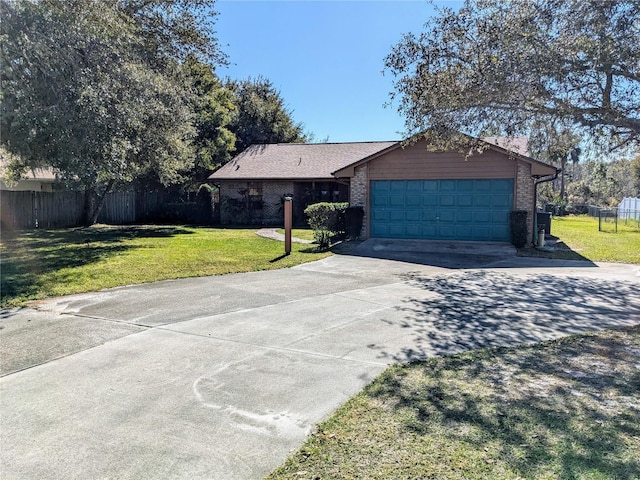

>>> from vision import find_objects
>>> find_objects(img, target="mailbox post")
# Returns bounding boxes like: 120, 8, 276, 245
283, 195, 292, 255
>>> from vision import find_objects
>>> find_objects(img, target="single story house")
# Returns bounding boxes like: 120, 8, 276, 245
0, 156, 57, 192
208, 137, 559, 243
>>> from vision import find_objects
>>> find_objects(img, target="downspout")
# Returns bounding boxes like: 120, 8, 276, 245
533, 168, 561, 245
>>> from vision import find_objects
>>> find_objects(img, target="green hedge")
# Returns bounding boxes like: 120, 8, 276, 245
304, 202, 348, 249
510, 210, 528, 248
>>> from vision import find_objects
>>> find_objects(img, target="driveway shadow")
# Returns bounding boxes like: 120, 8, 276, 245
333, 238, 597, 269
382, 270, 640, 362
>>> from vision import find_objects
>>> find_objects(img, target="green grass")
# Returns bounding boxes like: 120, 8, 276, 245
268, 326, 640, 480
520, 215, 640, 264
0, 225, 330, 307
275, 228, 315, 241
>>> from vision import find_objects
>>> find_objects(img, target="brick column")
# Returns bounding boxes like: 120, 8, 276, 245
515, 162, 535, 244
350, 165, 368, 238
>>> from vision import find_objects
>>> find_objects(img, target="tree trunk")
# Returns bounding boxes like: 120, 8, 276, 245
560, 158, 567, 199
83, 179, 115, 226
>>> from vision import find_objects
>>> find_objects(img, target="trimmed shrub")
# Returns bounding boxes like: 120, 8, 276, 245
510, 210, 528, 248
344, 206, 364, 240
304, 202, 348, 249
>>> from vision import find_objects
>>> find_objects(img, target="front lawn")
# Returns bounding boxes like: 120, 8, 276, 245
276, 228, 315, 241
521, 215, 640, 264
268, 326, 640, 479
0, 225, 330, 307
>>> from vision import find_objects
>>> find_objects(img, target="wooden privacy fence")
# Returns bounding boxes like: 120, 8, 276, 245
1, 190, 143, 229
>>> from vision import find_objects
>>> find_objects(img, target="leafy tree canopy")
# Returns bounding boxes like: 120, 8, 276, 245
226, 77, 307, 154
0, 0, 225, 223
180, 56, 235, 187
385, 0, 640, 153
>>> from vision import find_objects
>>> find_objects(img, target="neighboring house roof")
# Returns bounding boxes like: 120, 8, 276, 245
0, 154, 57, 183
208, 141, 398, 181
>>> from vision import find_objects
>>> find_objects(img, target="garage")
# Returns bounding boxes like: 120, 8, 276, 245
370, 179, 514, 241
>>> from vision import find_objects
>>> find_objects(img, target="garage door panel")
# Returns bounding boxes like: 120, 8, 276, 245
371, 209, 389, 222
406, 195, 421, 207
438, 225, 456, 238
456, 211, 473, 223
457, 180, 475, 192
388, 225, 405, 236
491, 179, 512, 192
492, 195, 512, 207
390, 181, 407, 192
370, 224, 388, 236
440, 180, 456, 191
474, 195, 492, 207
422, 195, 438, 206
492, 211, 509, 222
421, 225, 437, 237
472, 226, 493, 240
474, 211, 492, 223
372, 195, 389, 207
457, 194, 473, 207
421, 181, 438, 192
455, 226, 476, 239
372, 181, 390, 193
405, 225, 422, 237
439, 196, 455, 207
474, 180, 493, 191
438, 210, 456, 222
370, 179, 514, 242
492, 226, 510, 240
406, 210, 422, 221
422, 210, 437, 221
389, 210, 405, 221
406, 181, 422, 192
389, 196, 404, 207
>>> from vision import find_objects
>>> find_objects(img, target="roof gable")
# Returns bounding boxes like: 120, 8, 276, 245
333, 136, 557, 178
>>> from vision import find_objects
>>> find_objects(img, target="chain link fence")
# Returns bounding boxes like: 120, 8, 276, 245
587, 202, 640, 233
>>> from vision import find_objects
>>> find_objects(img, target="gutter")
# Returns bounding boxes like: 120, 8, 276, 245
532, 168, 561, 245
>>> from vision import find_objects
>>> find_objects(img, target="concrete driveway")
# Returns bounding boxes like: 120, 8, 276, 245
2, 243, 639, 479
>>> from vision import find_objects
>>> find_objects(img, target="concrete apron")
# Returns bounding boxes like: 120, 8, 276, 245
1, 254, 639, 480
357, 238, 517, 256
347, 238, 517, 268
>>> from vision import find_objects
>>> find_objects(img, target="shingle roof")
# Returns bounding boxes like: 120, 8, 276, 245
0, 152, 57, 181
481, 136, 529, 156
208, 141, 398, 180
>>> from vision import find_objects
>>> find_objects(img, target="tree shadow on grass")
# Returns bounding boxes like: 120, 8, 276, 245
0, 225, 193, 306
365, 270, 640, 477
368, 327, 640, 478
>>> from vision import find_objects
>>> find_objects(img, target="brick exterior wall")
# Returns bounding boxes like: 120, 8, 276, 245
349, 165, 368, 238
515, 162, 535, 244
262, 181, 294, 225
218, 181, 293, 225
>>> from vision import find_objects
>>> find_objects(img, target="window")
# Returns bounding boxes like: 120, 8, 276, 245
247, 182, 263, 210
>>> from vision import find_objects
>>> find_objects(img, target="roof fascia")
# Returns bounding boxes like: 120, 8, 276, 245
207, 176, 342, 182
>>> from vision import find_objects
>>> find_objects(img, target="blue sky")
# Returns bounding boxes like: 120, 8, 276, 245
215, 1, 460, 142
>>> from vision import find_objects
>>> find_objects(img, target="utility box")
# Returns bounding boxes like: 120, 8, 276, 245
536, 212, 552, 235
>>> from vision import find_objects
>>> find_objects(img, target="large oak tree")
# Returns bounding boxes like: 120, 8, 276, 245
226, 77, 307, 154
1, 0, 226, 224
385, 0, 640, 153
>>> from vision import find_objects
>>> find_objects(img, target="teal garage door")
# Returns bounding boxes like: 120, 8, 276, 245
370, 179, 513, 241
